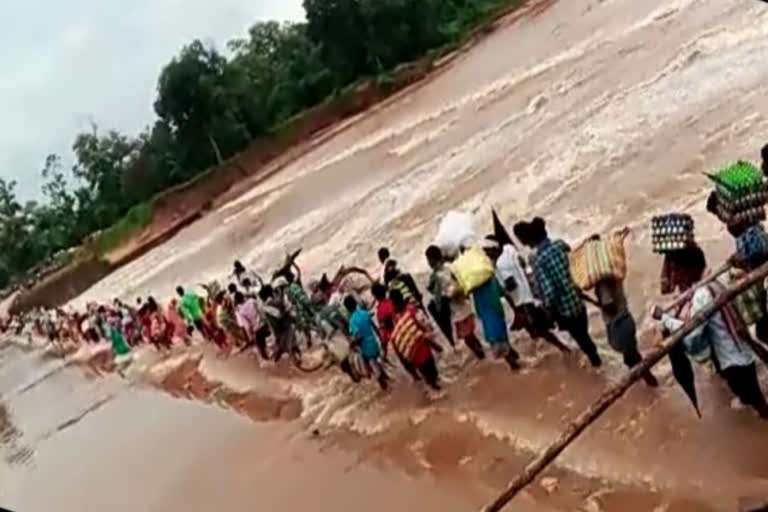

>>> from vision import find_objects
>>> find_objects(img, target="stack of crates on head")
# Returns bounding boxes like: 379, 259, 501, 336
651, 213, 695, 254
709, 161, 768, 228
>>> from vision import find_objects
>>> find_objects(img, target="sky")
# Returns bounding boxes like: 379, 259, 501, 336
0, 0, 305, 199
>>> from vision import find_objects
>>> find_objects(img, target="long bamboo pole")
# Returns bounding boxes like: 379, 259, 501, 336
662, 262, 731, 314
481, 260, 768, 512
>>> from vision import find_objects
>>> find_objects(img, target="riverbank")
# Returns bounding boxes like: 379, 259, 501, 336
7, 0, 543, 316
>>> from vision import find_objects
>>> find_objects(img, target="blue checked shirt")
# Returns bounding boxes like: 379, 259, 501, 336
532, 238, 585, 320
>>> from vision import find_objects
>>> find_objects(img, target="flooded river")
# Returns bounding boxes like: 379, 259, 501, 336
4, 0, 768, 510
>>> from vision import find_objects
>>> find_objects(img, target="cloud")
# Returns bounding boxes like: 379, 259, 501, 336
0, 0, 304, 198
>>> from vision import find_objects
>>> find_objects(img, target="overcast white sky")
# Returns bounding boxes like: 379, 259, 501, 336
0, 0, 305, 199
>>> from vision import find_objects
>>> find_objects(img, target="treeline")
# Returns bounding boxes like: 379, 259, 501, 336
0, 0, 518, 289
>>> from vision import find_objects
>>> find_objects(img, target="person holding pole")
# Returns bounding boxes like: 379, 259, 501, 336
655, 247, 768, 419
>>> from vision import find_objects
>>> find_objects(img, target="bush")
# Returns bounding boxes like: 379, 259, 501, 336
95, 203, 153, 255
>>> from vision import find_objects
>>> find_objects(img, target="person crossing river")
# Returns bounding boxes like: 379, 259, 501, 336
20, 153, 768, 424
520, 217, 603, 368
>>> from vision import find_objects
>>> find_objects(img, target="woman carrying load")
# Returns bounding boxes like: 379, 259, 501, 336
425, 245, 486, 360
706, 183, 768, 354
467, 239, 521, 370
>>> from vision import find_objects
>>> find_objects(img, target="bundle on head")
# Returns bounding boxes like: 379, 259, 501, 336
651, 213, 695, 254
708, 161, 768, 228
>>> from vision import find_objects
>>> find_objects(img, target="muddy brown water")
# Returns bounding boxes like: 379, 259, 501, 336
5, 0, 768, 510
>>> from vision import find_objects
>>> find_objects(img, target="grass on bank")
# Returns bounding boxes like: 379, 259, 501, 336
94, 203, 153, 256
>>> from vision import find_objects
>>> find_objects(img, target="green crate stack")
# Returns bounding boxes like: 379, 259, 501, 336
709, 161, 767, 227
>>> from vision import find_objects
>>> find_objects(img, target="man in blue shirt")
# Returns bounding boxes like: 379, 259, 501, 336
345, 296, 390, 390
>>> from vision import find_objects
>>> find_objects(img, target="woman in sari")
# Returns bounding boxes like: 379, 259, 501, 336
167, 298, 190, 346
390, 289, 441, 391
107, 312, 131, 358
469, 239, 522, 371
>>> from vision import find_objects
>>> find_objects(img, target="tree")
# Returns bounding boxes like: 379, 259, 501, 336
0, 0, 513, 289
0, 179, 48, 279
304, 0, 368, 81
155, 40, 250, 174
228, 22, 333, 129
38, 154, 79, 251
68, 126, 145, 237
363, 0, 445, 68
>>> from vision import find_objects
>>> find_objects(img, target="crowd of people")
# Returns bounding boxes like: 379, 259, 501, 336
3, 147, 768, 418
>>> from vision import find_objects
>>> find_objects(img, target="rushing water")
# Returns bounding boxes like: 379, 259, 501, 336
5, 0, 768, 510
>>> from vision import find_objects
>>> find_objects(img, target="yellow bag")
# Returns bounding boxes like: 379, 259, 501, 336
451, 247, 495, 294
569, 236, 627, 290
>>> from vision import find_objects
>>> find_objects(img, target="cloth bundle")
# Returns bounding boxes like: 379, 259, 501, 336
651, 214, 695, 254
434, 210, 476, 259
710, 161, 768, 227
450, 247, 495, 294
569, 235, 627, 290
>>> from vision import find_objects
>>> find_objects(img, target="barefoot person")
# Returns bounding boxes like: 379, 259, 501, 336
656, 247, 768, 419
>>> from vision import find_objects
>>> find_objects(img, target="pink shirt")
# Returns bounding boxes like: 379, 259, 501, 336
237, 299, 263, 335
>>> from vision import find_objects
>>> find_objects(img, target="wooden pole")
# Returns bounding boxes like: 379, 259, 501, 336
481, 260, 768, 512
662, 262, 731, 313
659, 261, 768, 366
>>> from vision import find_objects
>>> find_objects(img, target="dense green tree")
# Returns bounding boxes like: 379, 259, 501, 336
303, 0, 368, 81
0, 0, 514, 289
71, 127, 143, 228
155, 40, 250, 175
229, 21, 333, 129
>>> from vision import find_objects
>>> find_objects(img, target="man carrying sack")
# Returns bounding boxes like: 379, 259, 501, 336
581, 228, 659, 387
